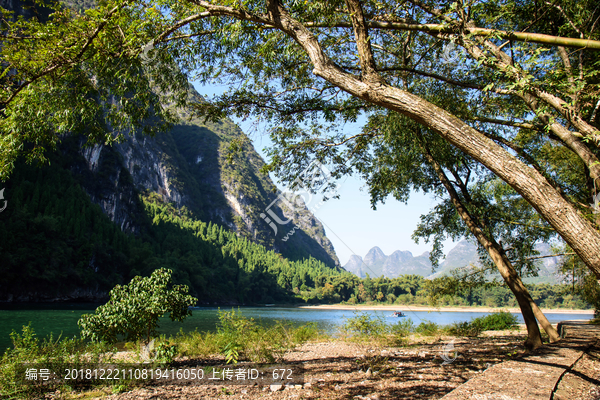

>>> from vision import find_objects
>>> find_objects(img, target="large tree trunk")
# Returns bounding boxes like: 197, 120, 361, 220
490, 242, 560, 343
483, 242, 561, 344
265, 2, 600, 277
529, 289, 561, 342
330, 78, 600, 277
419, 139, 557, 349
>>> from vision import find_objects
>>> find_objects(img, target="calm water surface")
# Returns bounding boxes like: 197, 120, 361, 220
0, 304, 592, 353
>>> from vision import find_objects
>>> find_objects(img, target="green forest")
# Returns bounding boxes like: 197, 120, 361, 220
0, 152, 591, 309
0, 149, 340, 303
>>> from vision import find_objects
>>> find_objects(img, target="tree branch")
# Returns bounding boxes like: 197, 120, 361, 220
321, 132, 379, 148
525, 253, 575, 261
303, 20, 600, 50
469, 116, 538, 130
341, 63, 484, 90
1, 4, 123, 107
345, 0, 383, 84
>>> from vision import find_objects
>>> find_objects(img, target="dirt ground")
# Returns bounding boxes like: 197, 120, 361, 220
49, 326, 600, 400
62, 330, 535, 400
553, 336, 600, 400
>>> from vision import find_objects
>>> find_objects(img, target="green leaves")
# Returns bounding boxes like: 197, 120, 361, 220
0, 0, 188, 180
215, 309, 312, 364
78, 268, 197, 343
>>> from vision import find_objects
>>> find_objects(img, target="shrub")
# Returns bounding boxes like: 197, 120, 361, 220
342, 312, 388, 337
390, 318, 415, 338
152, 338, 179, 363
0, 324, 116, 399
471, 311, 518, 331
447, 321, 483, 337
447, 311, 518, 337
78, 268, 197, 343
215, 309, 317, 364
415, 321, 441, 336
292, 322, 320, 343
175, 330, 220, 358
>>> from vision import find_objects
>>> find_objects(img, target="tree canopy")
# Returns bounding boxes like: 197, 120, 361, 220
1, 0, 600, 276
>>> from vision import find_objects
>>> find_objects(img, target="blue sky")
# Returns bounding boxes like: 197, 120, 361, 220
194, 83, 457, 265
253, 131, 455, 265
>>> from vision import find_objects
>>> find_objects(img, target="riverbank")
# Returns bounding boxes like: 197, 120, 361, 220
104, 328, 532, 400
8, 313, 598, 399
296, 304, 595, 314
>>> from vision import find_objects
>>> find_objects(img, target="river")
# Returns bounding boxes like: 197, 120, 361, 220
0, 304, 593, 353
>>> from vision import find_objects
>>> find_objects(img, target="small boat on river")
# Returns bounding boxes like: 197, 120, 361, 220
388, 311, 406, 318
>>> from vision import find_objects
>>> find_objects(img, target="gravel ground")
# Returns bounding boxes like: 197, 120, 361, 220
62, 330, 533, 400
553, 338, 600, 400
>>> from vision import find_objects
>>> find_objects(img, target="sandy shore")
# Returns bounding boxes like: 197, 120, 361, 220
296, 304, 595, 314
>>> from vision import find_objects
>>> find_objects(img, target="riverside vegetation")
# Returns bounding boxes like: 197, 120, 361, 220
0, 269, 323, 398
1, 267, 524, 398
1, 306, 523, 399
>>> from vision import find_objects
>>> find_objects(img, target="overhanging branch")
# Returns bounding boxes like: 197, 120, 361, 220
305, 20, 600, 50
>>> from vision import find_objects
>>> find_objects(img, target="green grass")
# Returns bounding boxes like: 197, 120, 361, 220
340, 312, 419, 345
340, 311, 520, 344
414, 321, 443, 336
341, 311, 388, 337
174, 308, 321, 363
0, 323, 120, 399
1, 310, 323, 398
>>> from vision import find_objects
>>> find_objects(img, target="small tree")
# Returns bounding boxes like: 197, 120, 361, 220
78, 268, 197, 343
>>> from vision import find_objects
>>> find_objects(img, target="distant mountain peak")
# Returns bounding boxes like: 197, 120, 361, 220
389, 249, 414, 258
343, 254, 367, 278
344, 239, 560, 284
343, 246, 433, 278
364, 246, 387, 263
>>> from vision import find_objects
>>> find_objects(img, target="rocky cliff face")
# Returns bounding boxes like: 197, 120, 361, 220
71, 89, 340, 267
361, 247, 386, 276
344, 247, 432, 278
382, 250, 430, 277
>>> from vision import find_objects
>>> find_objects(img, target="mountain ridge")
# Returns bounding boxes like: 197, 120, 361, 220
343, 240, 561, 283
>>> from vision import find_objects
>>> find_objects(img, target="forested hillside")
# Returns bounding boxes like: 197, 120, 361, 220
70, 88, 339, 268
0, 0, 341, 302
0, 147, 342, 302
